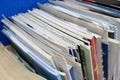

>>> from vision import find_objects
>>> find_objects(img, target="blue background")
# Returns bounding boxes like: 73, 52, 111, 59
0, 0, 48, 46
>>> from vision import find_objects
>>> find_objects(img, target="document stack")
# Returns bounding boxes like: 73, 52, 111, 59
1, 0, 120, 80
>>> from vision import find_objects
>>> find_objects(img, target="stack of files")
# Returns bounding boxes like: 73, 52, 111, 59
0, 43, 46, 80
41, 0, 120, 40
1, 3, 120, 80
1, 18, 64, 80
37, 1, 120, 80
65, 0, 120, 40
39, 1, 120, 78
12, 9, 102, 80
55, 0, 120, 40
1, 16, 84, 80
1, 10, 100, 80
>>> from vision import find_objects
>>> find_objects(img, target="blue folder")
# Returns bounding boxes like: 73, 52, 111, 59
2, 29, 62, 80
70, 67, 77, 80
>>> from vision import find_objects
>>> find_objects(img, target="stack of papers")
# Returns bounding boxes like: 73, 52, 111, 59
1, 1, 120, 80
49, 0, 120, 40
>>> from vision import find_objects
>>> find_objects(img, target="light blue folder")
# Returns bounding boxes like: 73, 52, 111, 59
70, 67, 77, 80
2, 29, 62, 80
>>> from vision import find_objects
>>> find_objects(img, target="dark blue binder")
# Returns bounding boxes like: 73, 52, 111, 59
102, 42, 108, 80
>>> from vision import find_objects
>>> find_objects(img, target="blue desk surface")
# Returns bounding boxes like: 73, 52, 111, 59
0, 0, 48, 45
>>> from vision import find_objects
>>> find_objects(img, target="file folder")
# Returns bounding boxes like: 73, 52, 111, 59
2, 29, 63, 80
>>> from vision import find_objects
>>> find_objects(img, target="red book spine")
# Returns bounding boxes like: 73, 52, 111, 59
84, 0, 93, 2
89, 38, 98, 80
